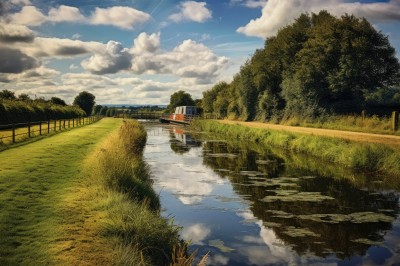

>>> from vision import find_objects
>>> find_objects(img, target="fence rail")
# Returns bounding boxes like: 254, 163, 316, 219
0, 116, 101, 144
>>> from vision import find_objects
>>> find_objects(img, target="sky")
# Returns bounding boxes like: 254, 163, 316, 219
1, 0, 400, 105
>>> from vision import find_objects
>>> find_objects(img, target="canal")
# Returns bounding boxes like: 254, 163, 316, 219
143, 122, 400, 265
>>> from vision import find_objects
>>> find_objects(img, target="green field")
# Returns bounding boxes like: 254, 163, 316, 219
0, 118, 122, 265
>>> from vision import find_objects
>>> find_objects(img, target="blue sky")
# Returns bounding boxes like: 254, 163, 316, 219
1, 0, 399, 104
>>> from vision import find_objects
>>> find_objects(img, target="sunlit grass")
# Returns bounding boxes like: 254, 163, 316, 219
281, 114, 398, 135
0, 118, 121, 265
192, 120, 400, 177
0, 117, 97, 145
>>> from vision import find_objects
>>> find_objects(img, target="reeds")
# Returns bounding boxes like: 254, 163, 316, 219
84, 119, 204, 265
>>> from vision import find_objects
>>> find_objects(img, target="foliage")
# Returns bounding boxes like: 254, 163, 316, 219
0, 98, 86, 125
166, 91, 195, 113
202, 11, 400, 121
0, 89, 16, 100
50, 97, 66, 106
73, 91, 96, 116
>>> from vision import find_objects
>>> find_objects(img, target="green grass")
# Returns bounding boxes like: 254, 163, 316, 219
280, 114, 399, 135
192, 120, 400, 177
0, 117, 98, 145
0, 118, 121, 265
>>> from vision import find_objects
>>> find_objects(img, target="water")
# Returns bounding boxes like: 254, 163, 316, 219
143, 123, 400, 265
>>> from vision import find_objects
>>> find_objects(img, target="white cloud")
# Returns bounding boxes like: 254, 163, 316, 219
131, 37, 230, 84
81, 41, 132, 74
0, 23, 34, 43
237, 0, 400, 38
10, 6, 46, 26
131, 32, 160, 54
18, 37, 104, 58
11, 0, 31, 5
169, 1, 212, 23
181, 224, 211, 244
48, 5, 85, 23
69, 64, 78, 70
8, 5, 150, 29
89, 6, 150, 30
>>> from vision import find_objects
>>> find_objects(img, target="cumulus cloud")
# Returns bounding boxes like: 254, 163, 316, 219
10, 6, 46, 26
181, 224, 211, 244
169, 1, 212, 23
0, 23, 34, 43
81, 41, 132, 74
237, 0, 400, 38
48, 5, 85, 23
89, 6, 150, 29
131, 32, 160, 54
11, 0, 31, 6
8, 5, 150, 29
17, 37, 104, 58
0, 47, 39, 73
131, 37, 230, 84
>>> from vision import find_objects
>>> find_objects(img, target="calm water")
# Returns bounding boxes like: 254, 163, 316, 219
143, 123, 400, 266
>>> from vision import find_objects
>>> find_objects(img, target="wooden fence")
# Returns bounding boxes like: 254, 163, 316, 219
0, 116, 101, 144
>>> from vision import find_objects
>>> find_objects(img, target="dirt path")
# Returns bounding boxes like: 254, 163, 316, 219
219, 120, 400, 146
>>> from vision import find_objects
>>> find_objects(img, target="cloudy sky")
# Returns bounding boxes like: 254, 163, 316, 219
1, 0, 400, 105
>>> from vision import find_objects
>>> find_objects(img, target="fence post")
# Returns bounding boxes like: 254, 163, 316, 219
392, 111, 399, 131
63, 120, 65, 129
362, 110, 366, 121
54, 120, 56, 132
12, 124, 15, 143
39, 123, 42, 135
59, 120, 61, 131
48, 121, 50, 133
28, 122, 31, 138
68, 119, 70, 128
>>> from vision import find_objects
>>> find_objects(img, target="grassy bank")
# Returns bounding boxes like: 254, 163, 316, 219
192, 120, 400, 177
0, 118, 121, 265
279, 114, 398, 135
0, 118, 200, 265
60, 119, 183, 265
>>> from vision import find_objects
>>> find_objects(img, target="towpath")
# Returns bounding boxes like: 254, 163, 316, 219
218, 120, 400, 146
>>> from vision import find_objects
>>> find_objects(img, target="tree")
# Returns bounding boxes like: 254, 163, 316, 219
0, 89, 16, 100
18, 93, 31, 101
167, 91, 195, 113
50, 97, 66, 106
73, 91, 95, 116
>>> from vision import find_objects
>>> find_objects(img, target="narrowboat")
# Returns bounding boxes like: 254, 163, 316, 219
160, 106, 198, 125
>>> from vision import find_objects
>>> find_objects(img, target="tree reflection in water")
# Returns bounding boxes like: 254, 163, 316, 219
201, 139, 399, 260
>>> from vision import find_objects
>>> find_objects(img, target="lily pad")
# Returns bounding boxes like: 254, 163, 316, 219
282, 226, 320, 238
208, 239, 235, 253
260, 191, 335, 203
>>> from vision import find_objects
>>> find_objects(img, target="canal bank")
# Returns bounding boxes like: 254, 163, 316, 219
191, 120, 400, 178
143, 122, 400, 266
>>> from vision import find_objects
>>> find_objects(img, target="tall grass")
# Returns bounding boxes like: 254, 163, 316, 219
192, 120, 400, 177
83, 120, 204, 265
280, 114, 397, 135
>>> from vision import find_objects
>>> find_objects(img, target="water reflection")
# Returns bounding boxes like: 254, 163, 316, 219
143, 124, 400, 265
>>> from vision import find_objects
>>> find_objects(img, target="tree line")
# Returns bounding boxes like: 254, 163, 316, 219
202, 11, 400, 121
0, 90, 95, 125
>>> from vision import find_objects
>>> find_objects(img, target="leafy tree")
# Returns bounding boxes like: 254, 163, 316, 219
18, 93, 31, 101
50, 97, 66, 106
100, 106, 108, 116
73, 91, 96, 116
0, 89, 16, 100
166, 91, 195, 113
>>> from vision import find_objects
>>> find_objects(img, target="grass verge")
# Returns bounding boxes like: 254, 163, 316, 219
192, 120, 400, 177
0, 118, 121, 265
